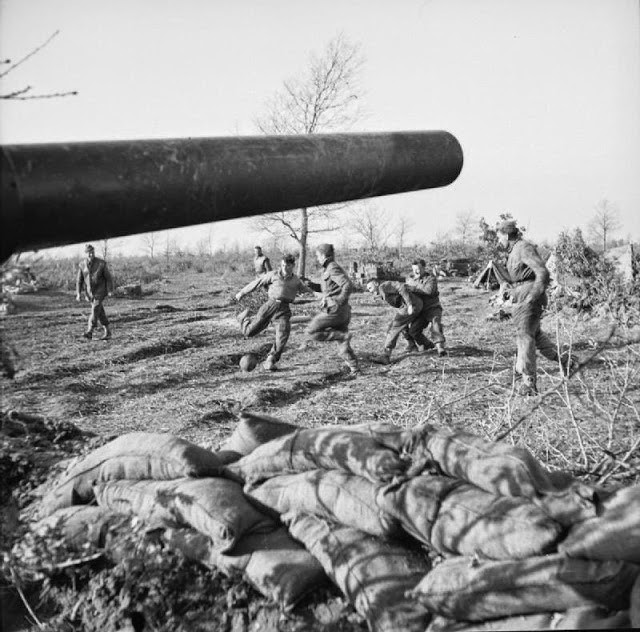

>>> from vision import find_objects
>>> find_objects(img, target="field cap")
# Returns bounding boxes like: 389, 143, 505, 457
497, 220, 518, 236
315, 243, 334, 258
84, 244, 95, 252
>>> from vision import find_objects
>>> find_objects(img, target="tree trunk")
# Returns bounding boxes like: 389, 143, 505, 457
298, 208, 309, 277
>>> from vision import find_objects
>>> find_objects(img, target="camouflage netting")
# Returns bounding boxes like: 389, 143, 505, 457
9, 411, 640, 631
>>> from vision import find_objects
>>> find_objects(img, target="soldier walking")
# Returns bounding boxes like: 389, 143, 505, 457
235, 254, 313, 370
366, 279, 434, 363
497, 220, 574, 395
76, 244, 114, 340
406, 258, 448, 357
303, 243, 360, 375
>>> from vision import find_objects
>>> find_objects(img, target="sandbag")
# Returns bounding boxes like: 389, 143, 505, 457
219, 411, 298, 455
29, 505, 123, 550
286, 513, 431, 632
377, 475, 459, 545
163, 526, 327, 610
378, 475, 561, 559
245, 470, 399, 538
559, 484, 640, 562
410, 553, 640, 622
426, 606, 630, 631
430, 482, 563, 559
374, 425, 555, 497
40, 433, 224, 516
226, 424, 408, 484
94, 477, 274, 552
631, 572, 640, 628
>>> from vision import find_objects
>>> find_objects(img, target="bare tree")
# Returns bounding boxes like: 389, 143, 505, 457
454, 209, 477, 252
100, 239, 109, 260
349, 205, 390, 254
140, 233, 158, 259
395, 215, 413, 252
0, 30, 77, 100
253, 34, 365, 276
588, 199, 622, 253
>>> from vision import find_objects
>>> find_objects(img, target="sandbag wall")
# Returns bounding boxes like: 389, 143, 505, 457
20, 411, 640, 631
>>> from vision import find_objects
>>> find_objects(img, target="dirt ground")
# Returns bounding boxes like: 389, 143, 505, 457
1, 268, 638, 630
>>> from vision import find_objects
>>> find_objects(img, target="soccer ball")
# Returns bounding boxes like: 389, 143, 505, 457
239, 353, 258, 372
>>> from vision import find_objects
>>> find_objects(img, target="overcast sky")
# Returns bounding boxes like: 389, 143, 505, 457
1, 0, 639, 257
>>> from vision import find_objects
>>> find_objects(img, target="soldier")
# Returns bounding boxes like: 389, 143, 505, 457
76, 244, 114, 340
497, 220, 574, 395
303, 243, 360, 375
406, 258, 448, 357
366, 279, 435, 363
253, 245, 272, 277
235, 254, 313, 370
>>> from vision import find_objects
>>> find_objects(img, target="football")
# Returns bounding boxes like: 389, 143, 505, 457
239, 353, 258, 372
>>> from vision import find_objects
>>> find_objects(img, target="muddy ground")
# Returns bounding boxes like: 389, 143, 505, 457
1, 268, 638, 630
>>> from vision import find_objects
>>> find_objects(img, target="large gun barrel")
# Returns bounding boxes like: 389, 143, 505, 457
1, 131, 463, 260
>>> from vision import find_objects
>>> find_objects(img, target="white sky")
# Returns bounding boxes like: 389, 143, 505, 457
1, 0, 639, 257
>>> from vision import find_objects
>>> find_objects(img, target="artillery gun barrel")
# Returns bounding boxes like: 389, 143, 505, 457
1, 131, 463, 260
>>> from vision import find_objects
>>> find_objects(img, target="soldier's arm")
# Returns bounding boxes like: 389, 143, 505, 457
296, 277, 315, 295
329, 263, 353, 306
397, 282, 414, 306
303, 277, 322, 293
520, 243, 549, 298
76, 266, 84, 296
236, 275, 266, 300
103, 263, 114, 294
264, 257, 272, 272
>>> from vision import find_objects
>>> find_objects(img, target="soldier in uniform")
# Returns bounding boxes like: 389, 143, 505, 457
253, 245, 272, 277
235, 254, 313, 370
76, 244, 114, 340
406, 258, 448, 357
303, 243, 360, 375
497, 220, 574, 395
366, 279, 434, 363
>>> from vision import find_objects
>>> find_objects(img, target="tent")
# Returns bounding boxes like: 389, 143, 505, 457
473, 260, 511, 290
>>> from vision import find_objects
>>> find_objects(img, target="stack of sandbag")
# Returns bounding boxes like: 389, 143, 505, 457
29, 429, 328, 611
21, 414, 640, 631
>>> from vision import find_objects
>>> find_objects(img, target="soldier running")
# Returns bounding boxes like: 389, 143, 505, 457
406, 258, 448, 357
497, 220, 574, 395
366, 279, 435, 363
303, 243, 360, 375
76, 244, 114, 340
235, 254, 313, 370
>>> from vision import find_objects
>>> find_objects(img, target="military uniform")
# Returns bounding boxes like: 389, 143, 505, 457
237, 269, 312, 365
405, 270, 446, 350
253, 253, 272, 276
76, 256, 113, 334
506, 238, 563, 390
305, 259, 358, 372
376, 281, 433, 352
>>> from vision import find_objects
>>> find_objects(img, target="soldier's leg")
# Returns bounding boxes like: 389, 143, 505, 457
267, 306, 291, 367
94, 300, 112, 340
513, 302, 538, 393
424, 306, 447, 356
306, 310, 350, 343
384, 311, 412, 352
241, 301, 277, 338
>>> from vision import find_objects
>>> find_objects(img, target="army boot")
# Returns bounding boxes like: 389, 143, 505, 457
82, 328, 93, 340
263, 354, 277, 371
100, 326, 112, 341
518, 374, 538, 396
436, 343, 448, 357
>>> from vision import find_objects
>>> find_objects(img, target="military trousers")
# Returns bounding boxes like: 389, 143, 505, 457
512, 294, 559, 378
306, 303, 358, 370
384, 296, 432, 350
241, 299, 291, 361
88, 297, 109, 330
